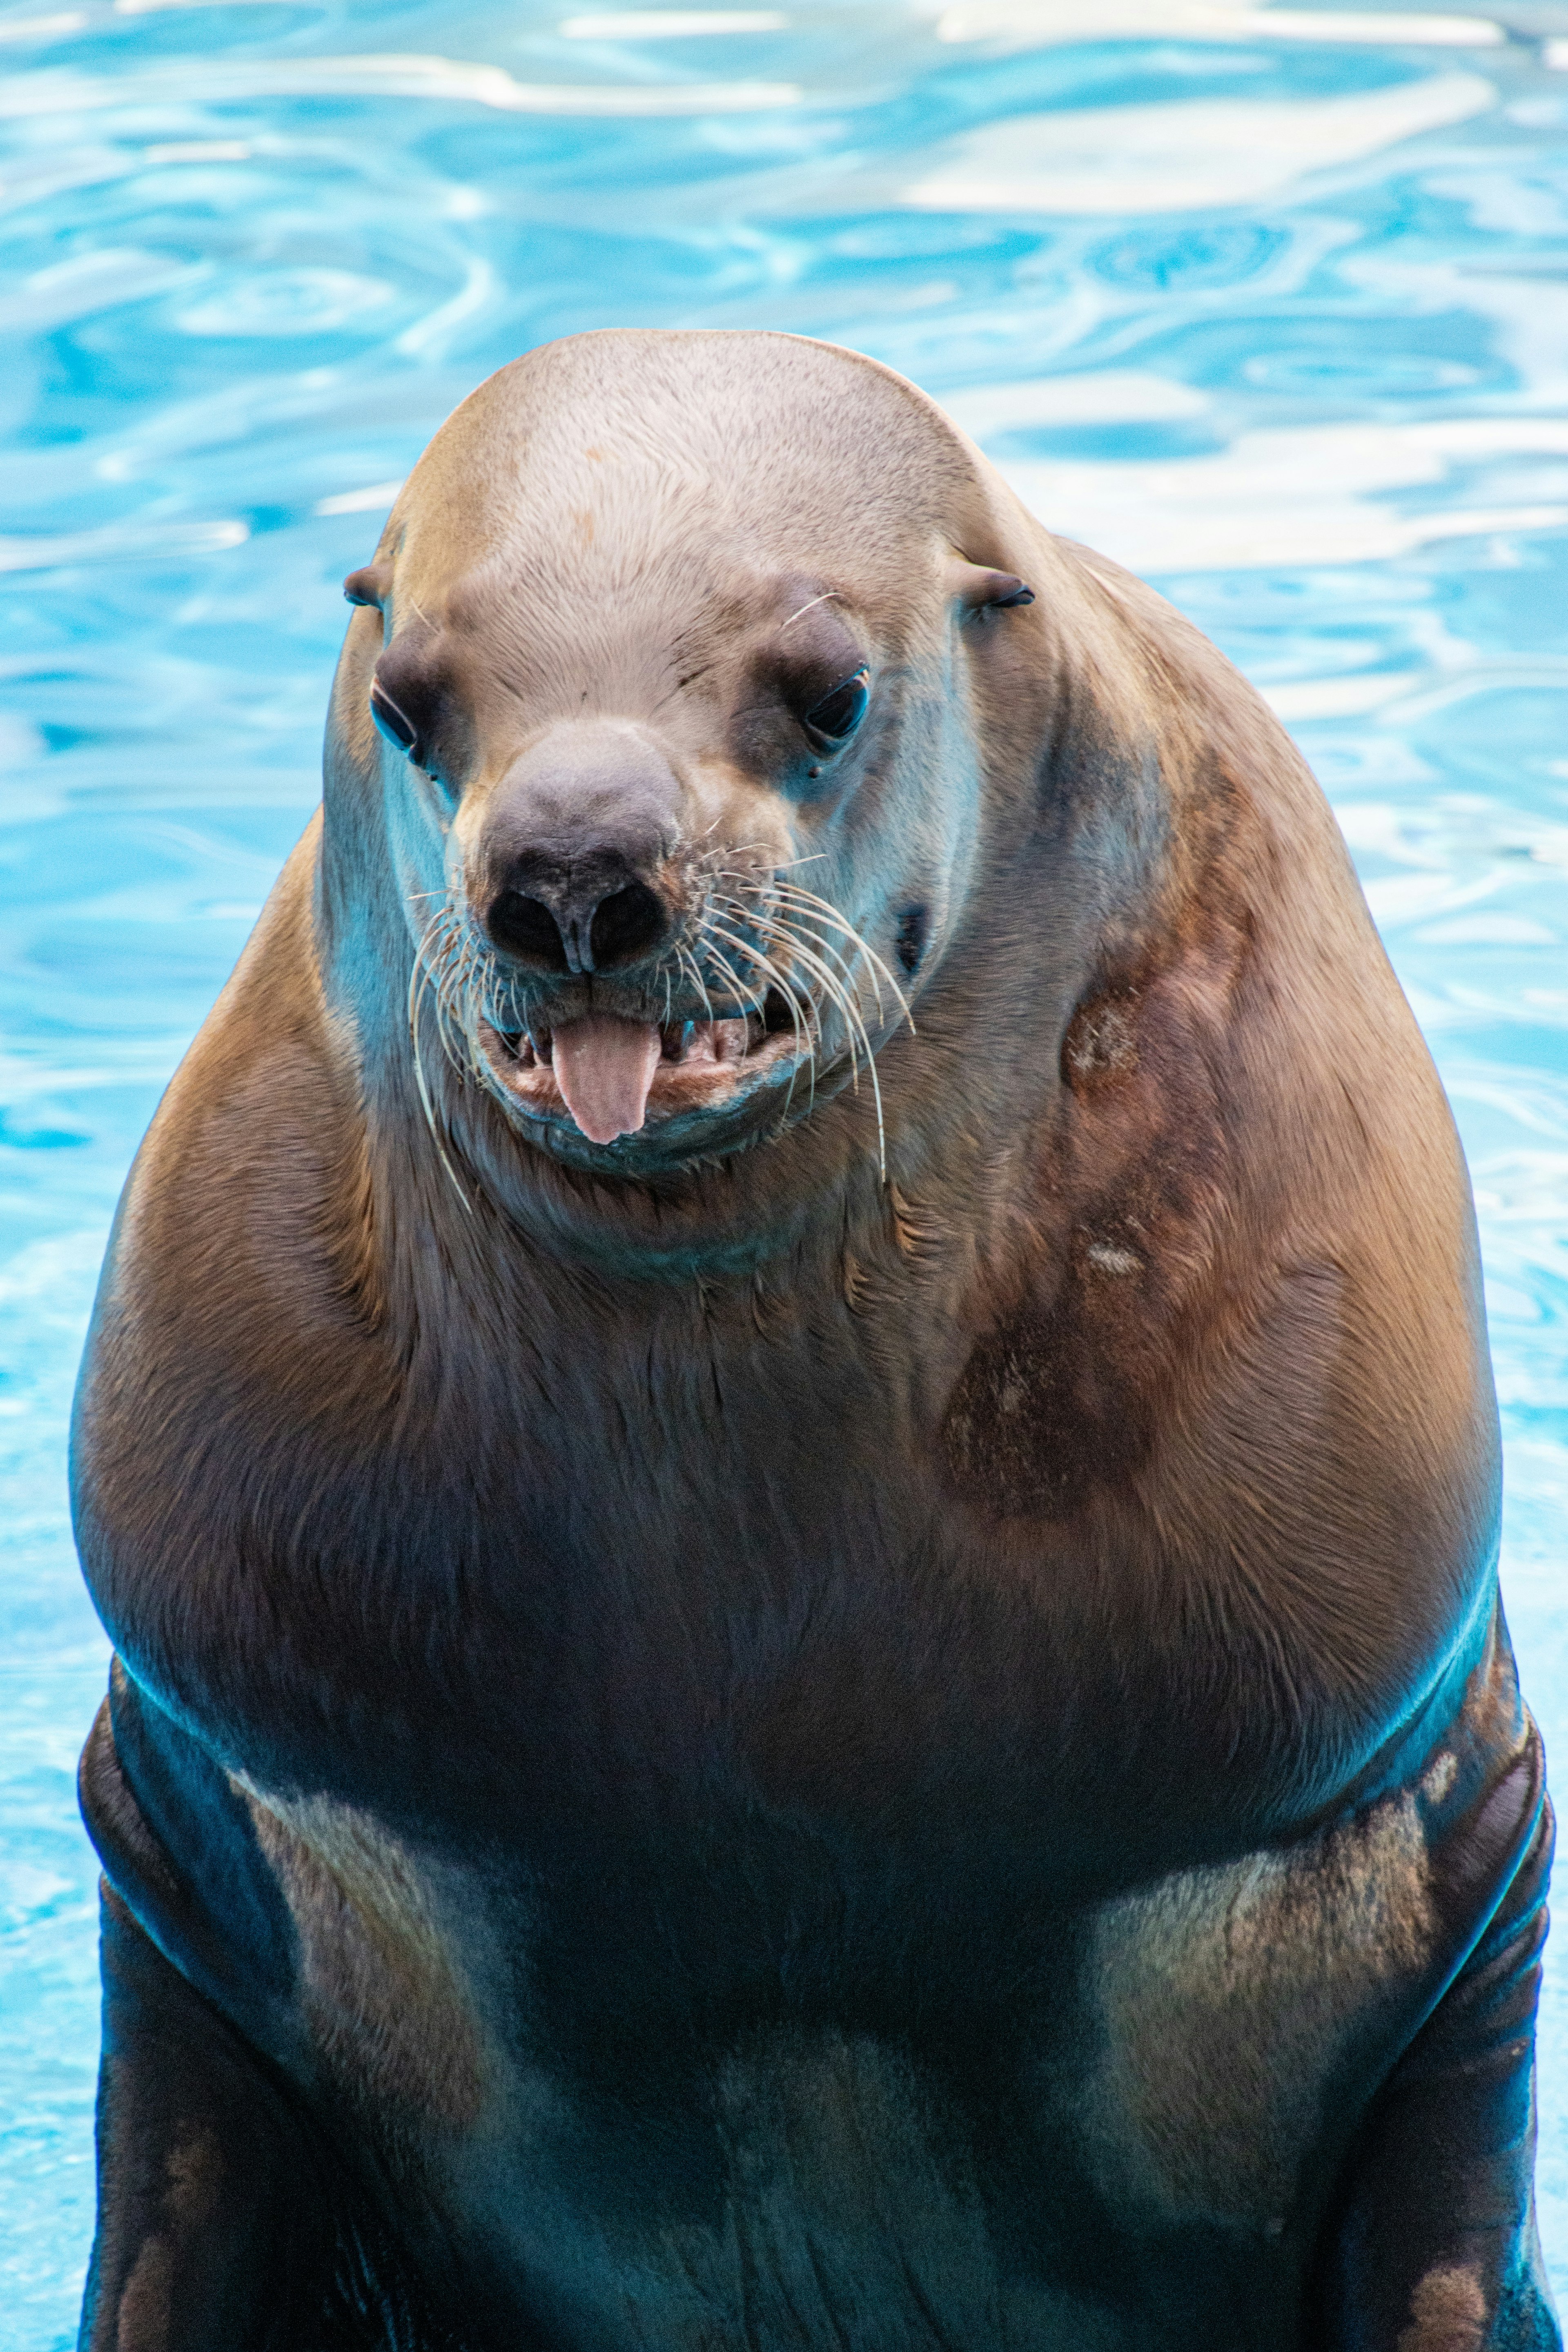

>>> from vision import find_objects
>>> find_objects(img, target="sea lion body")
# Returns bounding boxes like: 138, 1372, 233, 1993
72, 332, 1556, 2349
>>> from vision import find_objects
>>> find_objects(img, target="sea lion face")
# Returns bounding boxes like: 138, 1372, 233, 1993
334, 333, 1035, 1174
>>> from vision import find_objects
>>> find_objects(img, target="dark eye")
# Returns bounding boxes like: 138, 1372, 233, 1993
369, 679, 420, 761
802, 668, 870, 752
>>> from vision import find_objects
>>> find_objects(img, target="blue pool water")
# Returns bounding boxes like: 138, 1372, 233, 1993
1, 0, 1566, 2335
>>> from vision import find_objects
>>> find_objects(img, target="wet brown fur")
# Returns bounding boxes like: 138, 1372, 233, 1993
71, 331, 1536, 2351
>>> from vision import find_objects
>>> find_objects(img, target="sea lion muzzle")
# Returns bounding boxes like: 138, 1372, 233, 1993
474, 718, 683, 981
470, 717, 690, 1142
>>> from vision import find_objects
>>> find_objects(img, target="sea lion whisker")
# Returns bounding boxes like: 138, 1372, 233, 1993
775, 929, 886, 1176
454, 943, 489, 1085
697, 916, 824, 1131
778, 589, 844, 633
468, 963, 499, 1080
766, 882, 915, 1036
485, 950, 531, 1045
694, 910, 789, 1025
701, 904, 816, 1119
746, 915, 880, 1097
741, 922, 865, 1084
433, 939, 475, 1082
693, 922, 768, 1032
756, 893, 882, 1026
711, 904, 887, 1176
701, 906, 816, 1051
676, 940, 718, 1029
405, 931, 474, 1214
700, 902, 809, 1016
430, 933, 470, 1078
723, 873, 891, 1033
702, 842, 774, 871
437, 924, 491, 1093
728, 901, 869, 1042
712, 892, 822, 1114
712, 895, 845, 1018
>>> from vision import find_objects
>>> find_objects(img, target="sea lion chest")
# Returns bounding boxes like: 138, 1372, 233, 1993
200, 1350, 1466, 2352
79, 1144, 1492, 2350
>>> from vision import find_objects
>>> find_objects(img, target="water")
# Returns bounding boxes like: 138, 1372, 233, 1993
1, 0, 1565, 2336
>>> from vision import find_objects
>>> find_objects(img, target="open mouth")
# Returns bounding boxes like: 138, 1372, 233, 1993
477, 991, 807, 1147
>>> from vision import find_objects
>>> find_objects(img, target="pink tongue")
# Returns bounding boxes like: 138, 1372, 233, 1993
550, 1014, 662, 1145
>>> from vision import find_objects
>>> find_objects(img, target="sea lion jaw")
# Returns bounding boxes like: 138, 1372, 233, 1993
434, 701, 822, 1154
475, 1005, 806, 1156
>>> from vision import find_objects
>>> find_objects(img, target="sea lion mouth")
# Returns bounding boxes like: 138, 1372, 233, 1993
409, 875, 910, 1169
475, 993, 807, 1149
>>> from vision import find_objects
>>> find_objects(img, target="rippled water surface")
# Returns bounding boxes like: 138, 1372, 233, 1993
3, 0, 1567, 2336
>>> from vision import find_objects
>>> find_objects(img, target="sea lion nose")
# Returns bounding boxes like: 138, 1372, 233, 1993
476, 723, 681, 976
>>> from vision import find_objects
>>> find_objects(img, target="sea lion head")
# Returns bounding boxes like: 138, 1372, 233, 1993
327, 330, 1049, 1180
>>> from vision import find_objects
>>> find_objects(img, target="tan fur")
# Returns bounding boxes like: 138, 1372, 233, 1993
73, 330, 1525, 2349
234, 1780, 492, 2136
1081, 1787, 1432, 2228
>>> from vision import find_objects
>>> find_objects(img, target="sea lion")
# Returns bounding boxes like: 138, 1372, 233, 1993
71, 328, 1557, 2351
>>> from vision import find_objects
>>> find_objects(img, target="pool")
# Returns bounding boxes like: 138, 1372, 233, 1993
1, 0, 1564, 2336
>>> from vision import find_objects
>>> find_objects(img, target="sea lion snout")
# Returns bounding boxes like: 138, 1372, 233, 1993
474, 720, 682, 978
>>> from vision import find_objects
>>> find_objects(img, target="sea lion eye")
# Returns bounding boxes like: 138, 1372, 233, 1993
802, 668, 870, 752
369, 679, 420, 761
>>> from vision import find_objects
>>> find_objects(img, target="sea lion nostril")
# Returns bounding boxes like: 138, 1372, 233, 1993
588, 881, 667, 969
487, 890, 570, 971
484, 878, 668, 974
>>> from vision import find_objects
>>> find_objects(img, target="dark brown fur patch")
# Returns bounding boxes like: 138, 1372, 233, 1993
1061, 991, 1140, 1091
942, 918, 1250, 1520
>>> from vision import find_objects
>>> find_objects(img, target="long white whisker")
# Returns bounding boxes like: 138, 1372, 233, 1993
694, 923, 767, 1029
708, 901, 815, 1049
779, 590, 844, 633
406, 920, 473, 1213
737, 906, 868, 1042
766, 882, 915, 1036
721, 905, 887, 1177
677, 940, 717, 1029
703, 902, 815, 1119
764, 894, 883, 1023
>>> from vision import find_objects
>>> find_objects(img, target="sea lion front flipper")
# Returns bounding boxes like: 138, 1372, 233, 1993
81, 1884, 349, 2351
1314, 1733, 1561, 2350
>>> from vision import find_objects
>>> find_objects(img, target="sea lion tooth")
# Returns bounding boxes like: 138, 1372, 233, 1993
683, 1020, 749, 1068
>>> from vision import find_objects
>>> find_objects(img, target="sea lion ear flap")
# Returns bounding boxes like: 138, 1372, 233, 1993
949, 559, 1036, 620
343, 561, 391, 610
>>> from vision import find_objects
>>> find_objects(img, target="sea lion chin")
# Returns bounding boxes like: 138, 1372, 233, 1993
69, 330, 1555, 2352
